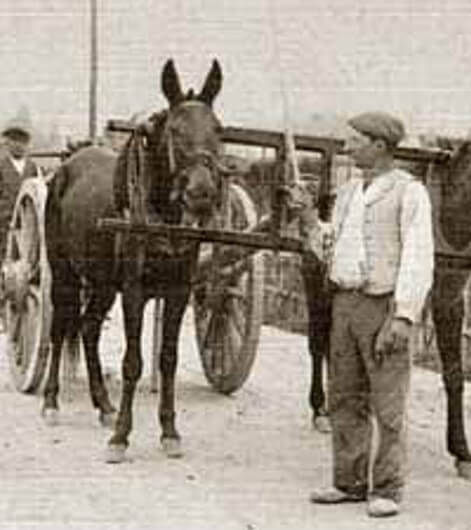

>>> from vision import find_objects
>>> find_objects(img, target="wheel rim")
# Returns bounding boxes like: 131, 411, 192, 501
5, 179, 51, 393
194, 183, 264, 393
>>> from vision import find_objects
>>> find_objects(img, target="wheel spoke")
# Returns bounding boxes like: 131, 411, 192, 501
228, 297, 246, 337
27, 284, 42, 306
21, 294, 40, 369
28, 263, 41, 284
200, 310, 214, 352
224, 317, 242, 368
17, 200, 39, 263
8, 309, 22, 367
194, 184, 263, 393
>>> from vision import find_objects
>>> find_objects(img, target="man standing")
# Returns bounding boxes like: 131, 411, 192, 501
0, 118, 39, 260
307, 112, 434, 517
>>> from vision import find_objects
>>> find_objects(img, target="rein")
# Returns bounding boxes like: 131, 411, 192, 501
114, 101, 234, 277
126, 129, 148, 224
159, 100, 231, 187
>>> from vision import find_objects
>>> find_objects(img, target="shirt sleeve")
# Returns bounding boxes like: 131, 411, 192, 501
395, 181, 434, 323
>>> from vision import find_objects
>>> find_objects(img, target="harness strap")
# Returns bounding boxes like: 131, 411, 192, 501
127, 132, 147, 225
167, 129, 177, 175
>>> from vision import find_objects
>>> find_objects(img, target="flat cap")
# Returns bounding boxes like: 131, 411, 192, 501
347, 111, 405, 147
2, 117, 32, 139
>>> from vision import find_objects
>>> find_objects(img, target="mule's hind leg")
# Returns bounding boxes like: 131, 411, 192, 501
81, 285, 117, 426
432, 271, 471, 478
42, 270, 80, 425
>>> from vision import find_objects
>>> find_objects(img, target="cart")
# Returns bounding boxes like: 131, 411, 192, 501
3, 124, 464, 396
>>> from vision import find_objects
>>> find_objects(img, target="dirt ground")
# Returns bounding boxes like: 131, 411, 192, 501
1, 303, 471, 530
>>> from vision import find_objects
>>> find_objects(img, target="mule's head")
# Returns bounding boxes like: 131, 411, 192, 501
139, 59, 225, 225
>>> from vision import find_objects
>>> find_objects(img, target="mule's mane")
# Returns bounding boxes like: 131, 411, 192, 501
113, 109, 169, 219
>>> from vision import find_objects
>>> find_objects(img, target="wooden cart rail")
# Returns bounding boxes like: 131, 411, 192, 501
30, 122, 452, 168
107, 119, 451, 164
30, 122, 463, 267
97, 216, 302, 253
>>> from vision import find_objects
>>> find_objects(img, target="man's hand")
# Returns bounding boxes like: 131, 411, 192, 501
374, 316, 413, 365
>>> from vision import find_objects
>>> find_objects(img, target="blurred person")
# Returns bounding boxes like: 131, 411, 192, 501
0, 118, 40, 328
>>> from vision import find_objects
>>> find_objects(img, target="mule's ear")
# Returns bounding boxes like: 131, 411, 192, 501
198, 59, 223, 106
161, 59, 183, 106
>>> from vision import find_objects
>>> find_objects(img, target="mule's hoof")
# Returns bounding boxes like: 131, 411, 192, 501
99, 410, 117, 429
105, 444, 128, 464
313, 415, 332, 434
162, 438, 183, 459
456, 459, 471, 480
42, 408, 59, 427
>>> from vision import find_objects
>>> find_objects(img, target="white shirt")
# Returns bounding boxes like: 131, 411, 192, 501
9, 156, 26, 176
330, 182, 367, 289
329, 171, 434, 322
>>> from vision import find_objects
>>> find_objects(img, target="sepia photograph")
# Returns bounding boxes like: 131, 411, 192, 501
0, 1, 471, 528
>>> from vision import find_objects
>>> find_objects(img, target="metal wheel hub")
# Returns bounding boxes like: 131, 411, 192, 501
2, 259, 32, 307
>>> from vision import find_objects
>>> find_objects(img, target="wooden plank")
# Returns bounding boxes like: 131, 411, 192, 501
31, 151, 67, 159
105, 119, 451, 165
107, 119, 134, 133
97, 217, 305, 254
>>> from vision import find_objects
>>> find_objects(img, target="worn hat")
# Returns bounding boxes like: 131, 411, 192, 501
2, 117, 33, 139
347, 112, 405, 147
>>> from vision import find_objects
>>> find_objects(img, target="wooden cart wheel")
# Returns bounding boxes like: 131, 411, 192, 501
194, 183, 264, 394
3, 178, 51, 393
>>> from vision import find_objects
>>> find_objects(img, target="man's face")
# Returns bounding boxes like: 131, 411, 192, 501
4, 131, 30, 159
344, 126, 378, 170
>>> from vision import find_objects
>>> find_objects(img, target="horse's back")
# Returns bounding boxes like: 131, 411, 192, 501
46, 145, 119, 277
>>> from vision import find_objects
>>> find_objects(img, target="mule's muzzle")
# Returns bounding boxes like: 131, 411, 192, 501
178, 159, 220, 217
182, 185, 217, 215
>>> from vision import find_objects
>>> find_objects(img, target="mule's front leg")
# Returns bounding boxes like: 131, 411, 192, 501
106, 285, 145, 463
158, 294, 189, 458
302, 258, 331, 432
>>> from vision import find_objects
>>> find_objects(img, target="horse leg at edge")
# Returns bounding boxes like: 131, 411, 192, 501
81, 286, 117, 427
432, 276, 471, 479
106, 283, 145, 463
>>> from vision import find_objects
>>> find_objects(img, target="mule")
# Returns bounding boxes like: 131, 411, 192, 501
42, 59, 225, 462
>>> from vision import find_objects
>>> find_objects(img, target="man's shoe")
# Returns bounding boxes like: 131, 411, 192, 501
309, 487, 366, 504
367, 497, 400, 517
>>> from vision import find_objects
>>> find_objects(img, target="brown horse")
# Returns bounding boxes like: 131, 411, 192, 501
42, 59, 225, 462
243, 158, 332, 428
431, 140, 471, 478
